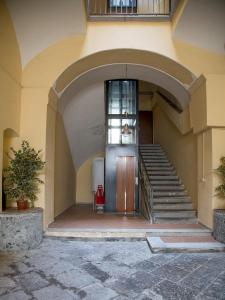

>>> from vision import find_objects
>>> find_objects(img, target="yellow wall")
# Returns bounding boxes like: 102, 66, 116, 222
54, 112, 76, 217
76, 153, 105, 204
154, 105, 198, 208
206, 75, 225, 127
197, 129, 213, 228
0, 0, 21, 212
212, 129, 225, 211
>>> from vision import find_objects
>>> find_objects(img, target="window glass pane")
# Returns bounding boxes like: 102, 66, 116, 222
122, 81, 136, 115
108, 119, 121, 144
121, 119, 136, 144
108, 80, 136, 115
110, 0, 137, 8
108, 81, 120, 114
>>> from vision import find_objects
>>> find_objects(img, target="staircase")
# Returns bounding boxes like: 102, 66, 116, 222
140, 144, 197, 224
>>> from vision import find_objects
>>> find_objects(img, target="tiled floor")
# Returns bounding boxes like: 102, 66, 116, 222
0, 238, 225, 299
49, 205, 205, 230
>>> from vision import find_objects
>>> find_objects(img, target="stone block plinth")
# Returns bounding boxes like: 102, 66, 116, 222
213, 209, 225, 244
0, 208, 43, 251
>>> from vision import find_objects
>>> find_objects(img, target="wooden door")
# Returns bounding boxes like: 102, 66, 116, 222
139, 111, 153, 144
116, 156, 135, 212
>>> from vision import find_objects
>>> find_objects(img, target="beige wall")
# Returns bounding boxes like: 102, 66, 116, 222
0, 0, 21, 212
212, 129, 225, 211
197, 129, 213, 228
76, 152, 105, 204
154, 105, 198, 208
54, 112, 76, 217
206, 75, 225, 127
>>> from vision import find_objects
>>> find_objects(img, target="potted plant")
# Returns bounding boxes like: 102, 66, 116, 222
3, 140, 45, 210
214, 157, 225, 243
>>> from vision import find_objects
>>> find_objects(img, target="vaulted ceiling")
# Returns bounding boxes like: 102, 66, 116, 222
59, 64, 191, 168
5, 0, 86, 67
5, 0, 225, 68
173, 0, 225, 55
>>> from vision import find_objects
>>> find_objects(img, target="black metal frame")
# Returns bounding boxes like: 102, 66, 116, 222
107, 0, 137, 13
104, 79, 139, 212
105, 79, 139, 146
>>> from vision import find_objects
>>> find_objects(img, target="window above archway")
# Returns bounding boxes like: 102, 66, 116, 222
86, 0, 179, 21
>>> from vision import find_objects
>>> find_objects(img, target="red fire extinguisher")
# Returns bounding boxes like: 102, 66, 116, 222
95, 185, 105, 205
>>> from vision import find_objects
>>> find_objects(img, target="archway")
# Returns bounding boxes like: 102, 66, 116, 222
46, 49, 200, 227
45, 49, 202, 228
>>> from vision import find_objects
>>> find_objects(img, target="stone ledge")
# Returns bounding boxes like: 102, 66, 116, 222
0, 208, 43, 251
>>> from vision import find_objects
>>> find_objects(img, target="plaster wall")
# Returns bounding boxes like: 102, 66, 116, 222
0, 0, 21, 212
212, 129, 225, 211
197, 129, 213, 228
54, 112, 76, 218
76, 153, 105, 204
206, 75, 225, 127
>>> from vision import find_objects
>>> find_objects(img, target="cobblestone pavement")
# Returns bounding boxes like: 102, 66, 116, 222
0, 238, 225, 299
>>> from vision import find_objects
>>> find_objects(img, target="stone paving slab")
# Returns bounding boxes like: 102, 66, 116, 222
0, 238, 225, 299
147, 236, 225, 253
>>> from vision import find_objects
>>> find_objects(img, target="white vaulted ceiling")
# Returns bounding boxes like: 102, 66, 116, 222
59, 64, 191, 168
173, 0, 225, 54
5, 0, 86, 67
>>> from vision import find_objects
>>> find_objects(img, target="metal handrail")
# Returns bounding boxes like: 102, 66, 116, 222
87, 0, 171, 19
139, 153, 154, 223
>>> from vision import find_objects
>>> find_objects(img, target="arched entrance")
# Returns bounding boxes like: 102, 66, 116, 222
45, 49, 204, 228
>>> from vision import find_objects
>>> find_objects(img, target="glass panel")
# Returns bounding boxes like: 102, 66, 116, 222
110, 0, 137, 8
108, 128, 121, 144
108, 81, 120, 114
108, 119, 121, 144
122, 81, 136, 115
121, 119, 136, 144
108, 80, 136, 115
108, 119, 136, 144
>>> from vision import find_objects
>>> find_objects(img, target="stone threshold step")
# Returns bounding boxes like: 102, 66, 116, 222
45, 227, 212, 238
147, 236, 225, 253
45, 230, 147, 238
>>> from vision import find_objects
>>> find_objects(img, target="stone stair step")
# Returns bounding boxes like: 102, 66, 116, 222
144, 162, 172, 167
140, 153, 165, 156
153, 203, 193, 210
139, 144, 161, 147
140, 143, 197, 225
153, 191, 188, 197
151, 180, 181, 185
153, 197, 191, 204
146, 167, 174, 171
149, 171, 177, 175
149, 175, 179, 180
153, 218, 198, 224
142, 159, 170, 163
153, 210, 196, 219
152, 186, 185, 191
146, 236, 225, 253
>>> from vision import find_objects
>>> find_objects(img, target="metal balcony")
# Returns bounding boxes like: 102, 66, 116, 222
86, 0, 179, 21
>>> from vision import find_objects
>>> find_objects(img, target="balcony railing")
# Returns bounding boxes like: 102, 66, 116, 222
86, 0, 177, 21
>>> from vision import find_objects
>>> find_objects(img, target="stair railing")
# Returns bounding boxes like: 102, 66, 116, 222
139, 154, 154, 223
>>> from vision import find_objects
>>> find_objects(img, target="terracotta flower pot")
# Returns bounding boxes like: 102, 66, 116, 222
17, 199, 28, 210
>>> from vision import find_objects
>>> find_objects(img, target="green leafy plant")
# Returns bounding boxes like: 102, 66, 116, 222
3, 140, 45, 208
215, 157, 225, 198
